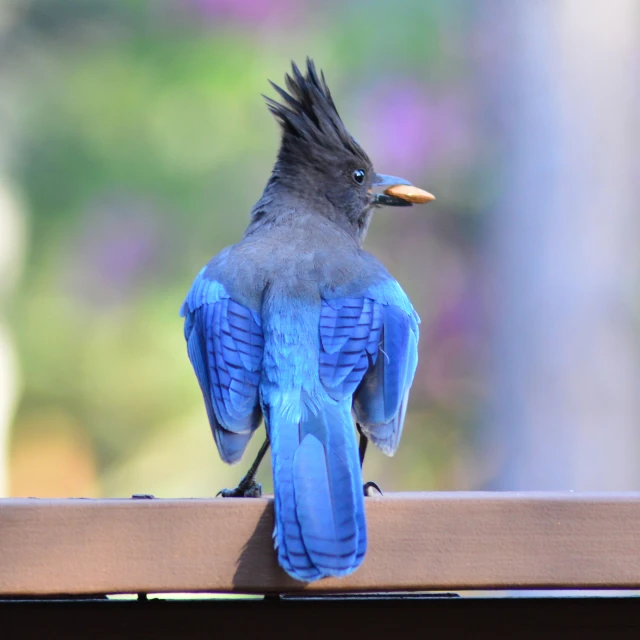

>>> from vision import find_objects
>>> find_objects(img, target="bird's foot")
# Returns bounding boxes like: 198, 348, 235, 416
217, 476, 262, 498
363, 481, 383, 497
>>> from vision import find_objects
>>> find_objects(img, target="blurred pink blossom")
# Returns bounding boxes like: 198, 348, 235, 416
359, 82, 474, 177
64, 196, 165, 308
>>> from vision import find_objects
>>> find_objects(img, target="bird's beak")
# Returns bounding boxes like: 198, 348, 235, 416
371, 173, 436, 207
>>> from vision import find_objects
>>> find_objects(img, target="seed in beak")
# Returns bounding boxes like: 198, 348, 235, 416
384, 184, 435, 204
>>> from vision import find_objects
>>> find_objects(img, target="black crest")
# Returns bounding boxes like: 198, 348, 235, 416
265, 58, 369, 164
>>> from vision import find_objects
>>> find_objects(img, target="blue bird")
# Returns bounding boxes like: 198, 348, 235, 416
181, 59, 434, 582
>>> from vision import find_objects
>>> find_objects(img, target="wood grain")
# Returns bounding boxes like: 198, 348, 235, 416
1, 492, 640, 595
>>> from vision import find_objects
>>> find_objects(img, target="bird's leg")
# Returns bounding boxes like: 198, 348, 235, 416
358, 429, 368, 466
357, 424, 382, 497
217, 437, 270, 498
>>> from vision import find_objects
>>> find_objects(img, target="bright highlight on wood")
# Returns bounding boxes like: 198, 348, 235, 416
384, 184, 436, 204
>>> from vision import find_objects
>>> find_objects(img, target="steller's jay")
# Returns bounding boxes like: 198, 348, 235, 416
181, 59, 434, 582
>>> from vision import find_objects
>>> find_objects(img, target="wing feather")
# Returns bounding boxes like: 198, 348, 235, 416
181, 274, 263, 464
319, 281, 419, 456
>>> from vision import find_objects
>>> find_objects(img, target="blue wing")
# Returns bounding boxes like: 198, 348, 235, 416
181, 271, 264, 464
319, 279, 419, 456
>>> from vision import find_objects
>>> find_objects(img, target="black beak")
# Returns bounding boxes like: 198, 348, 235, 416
371, 173, 414, 207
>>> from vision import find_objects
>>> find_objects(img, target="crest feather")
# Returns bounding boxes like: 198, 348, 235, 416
264, 58, 368, 162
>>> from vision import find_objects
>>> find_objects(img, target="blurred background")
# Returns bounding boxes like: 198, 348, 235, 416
0, 0, 638, 498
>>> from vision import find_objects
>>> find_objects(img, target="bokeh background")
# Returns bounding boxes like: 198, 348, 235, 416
0, 0, 638, 499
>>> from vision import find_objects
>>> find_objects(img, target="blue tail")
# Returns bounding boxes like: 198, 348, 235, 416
267, 398, 367, 582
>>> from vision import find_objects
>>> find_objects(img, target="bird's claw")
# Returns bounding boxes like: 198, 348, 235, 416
363, 481, 383, 497
217, 479, 263, 498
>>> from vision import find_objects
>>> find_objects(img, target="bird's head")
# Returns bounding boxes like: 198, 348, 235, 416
261, 58, 434, 243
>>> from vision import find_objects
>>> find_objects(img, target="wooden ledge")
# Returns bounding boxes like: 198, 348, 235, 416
1, 492, 640, 595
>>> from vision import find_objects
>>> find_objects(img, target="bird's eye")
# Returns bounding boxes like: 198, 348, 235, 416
352, 169, 366, 185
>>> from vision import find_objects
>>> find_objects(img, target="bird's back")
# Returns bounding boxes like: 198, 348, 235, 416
183, 212, 415, 581
204, 210, 391, 314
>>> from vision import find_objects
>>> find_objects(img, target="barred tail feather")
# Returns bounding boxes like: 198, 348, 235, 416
268, 399, 366, 581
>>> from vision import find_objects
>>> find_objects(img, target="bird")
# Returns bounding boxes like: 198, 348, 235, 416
180, 58, 434, 582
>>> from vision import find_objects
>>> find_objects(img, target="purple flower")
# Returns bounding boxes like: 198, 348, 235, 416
64, 195, 164, 308
359, 82, 474, 177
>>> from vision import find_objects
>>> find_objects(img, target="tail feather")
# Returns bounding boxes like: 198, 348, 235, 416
269, 399, 366, 581
270, 411, 320, 581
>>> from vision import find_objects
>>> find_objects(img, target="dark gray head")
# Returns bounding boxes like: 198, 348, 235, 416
252, 58, 416, 243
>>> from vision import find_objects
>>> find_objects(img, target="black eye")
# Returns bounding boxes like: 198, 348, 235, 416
352, 169, 365, 185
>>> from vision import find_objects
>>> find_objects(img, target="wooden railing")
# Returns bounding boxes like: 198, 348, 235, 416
2, 493, 640, 637
2, 492, 640, 594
